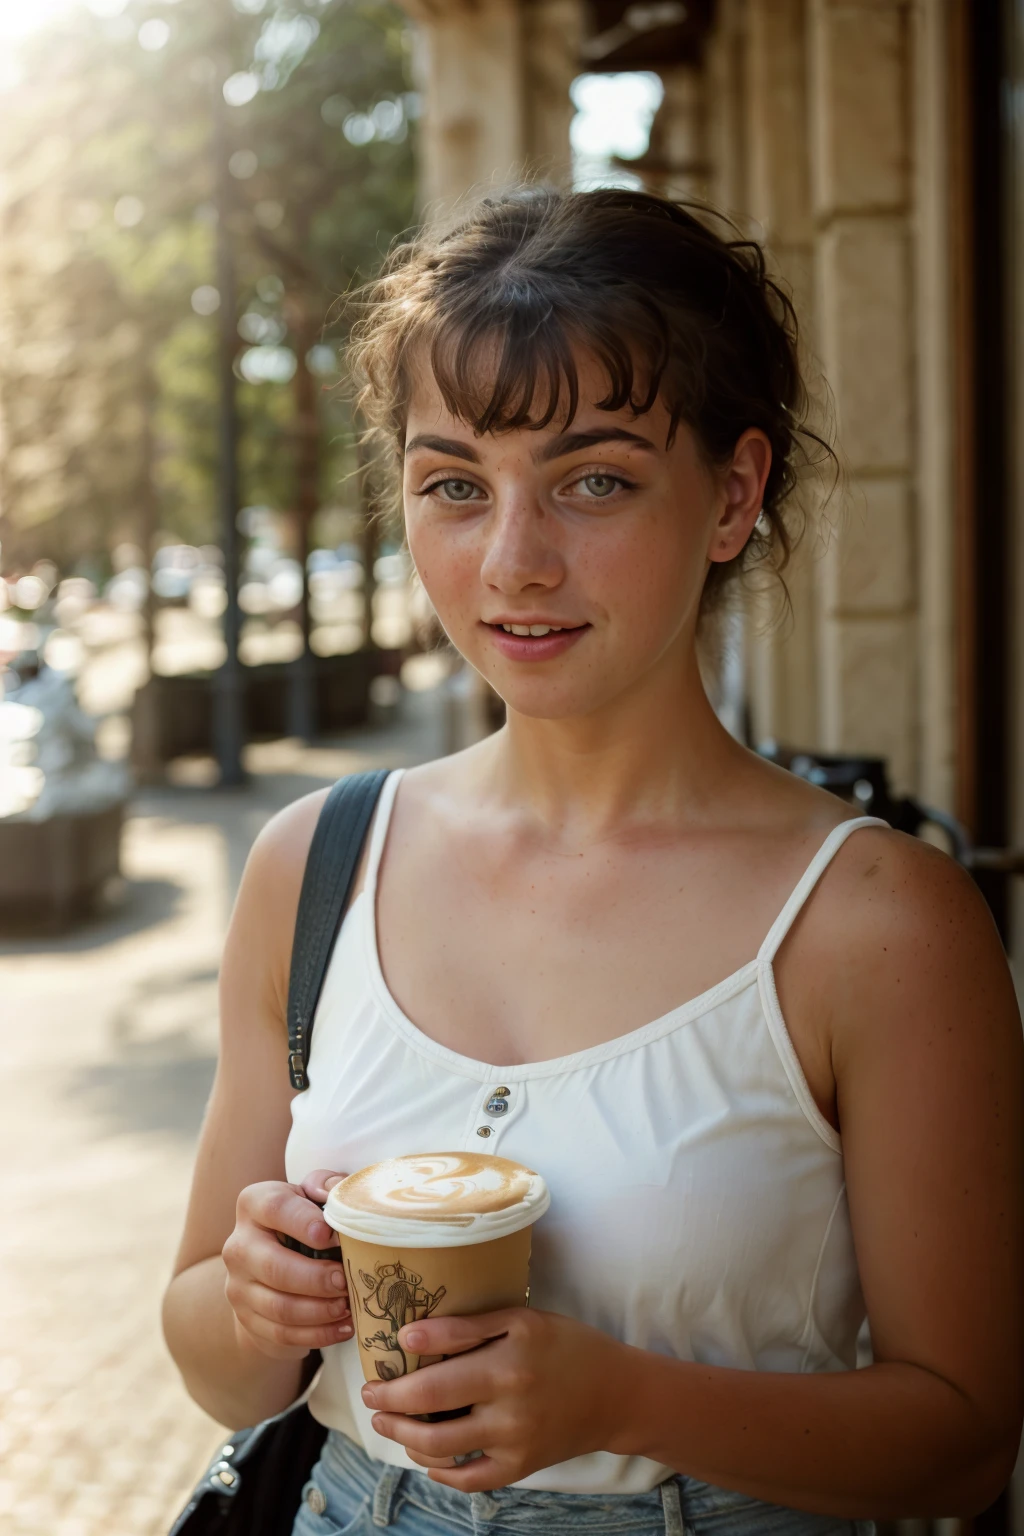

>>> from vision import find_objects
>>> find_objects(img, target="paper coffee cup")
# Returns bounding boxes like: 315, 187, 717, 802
325, 1152, 549, 1386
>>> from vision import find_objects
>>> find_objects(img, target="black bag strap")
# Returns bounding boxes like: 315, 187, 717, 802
286, 769, 390, 1090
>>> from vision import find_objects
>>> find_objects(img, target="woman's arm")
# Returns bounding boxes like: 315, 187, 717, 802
161, 790, 353, 1429
609, 831, 1024, 1517
360, 833, 1024, 1518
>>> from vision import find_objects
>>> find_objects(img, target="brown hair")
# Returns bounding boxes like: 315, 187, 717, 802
347, 186, 831, 612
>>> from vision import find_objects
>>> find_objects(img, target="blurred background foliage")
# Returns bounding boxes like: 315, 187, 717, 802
0, 0, 418, 577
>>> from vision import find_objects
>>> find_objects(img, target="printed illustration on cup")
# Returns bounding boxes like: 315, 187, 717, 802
350, 1258, 447, 1379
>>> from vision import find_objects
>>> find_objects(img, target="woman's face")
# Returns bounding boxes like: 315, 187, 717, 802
402, 349, 768, 722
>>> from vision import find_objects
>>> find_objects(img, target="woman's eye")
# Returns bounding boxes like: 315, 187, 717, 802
577, 473, 620, 498
432, 478, 480, 502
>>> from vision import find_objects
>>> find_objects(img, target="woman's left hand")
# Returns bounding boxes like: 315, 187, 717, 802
360, 1308, 630, 1490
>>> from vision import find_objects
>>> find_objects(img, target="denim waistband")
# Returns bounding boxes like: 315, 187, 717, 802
311, 1429, 876, 1536
318, 1430, 683, 1533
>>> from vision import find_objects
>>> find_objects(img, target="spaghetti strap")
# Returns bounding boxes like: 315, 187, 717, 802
363, 768, 404, 897
757, 815, 889, 965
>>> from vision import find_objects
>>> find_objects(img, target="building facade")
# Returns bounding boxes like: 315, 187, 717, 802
400, 1, 1023, 956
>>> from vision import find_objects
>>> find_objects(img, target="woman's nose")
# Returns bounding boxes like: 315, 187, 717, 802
479, 500, 564, 593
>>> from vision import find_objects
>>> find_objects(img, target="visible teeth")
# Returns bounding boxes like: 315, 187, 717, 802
499, 623, 566, 636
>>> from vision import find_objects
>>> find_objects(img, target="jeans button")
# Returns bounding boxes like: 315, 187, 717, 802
305, 1485, 328, 1515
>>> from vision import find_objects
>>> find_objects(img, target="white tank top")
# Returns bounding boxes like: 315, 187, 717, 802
286, 770, 887, 1494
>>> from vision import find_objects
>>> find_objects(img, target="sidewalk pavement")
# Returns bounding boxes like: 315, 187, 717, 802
0, 690, 445, 1536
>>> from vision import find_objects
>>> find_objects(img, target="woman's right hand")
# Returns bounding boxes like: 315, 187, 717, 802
223, 1172, 354, 1360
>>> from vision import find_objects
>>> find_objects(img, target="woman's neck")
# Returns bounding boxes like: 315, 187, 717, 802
479, 641, 750, 845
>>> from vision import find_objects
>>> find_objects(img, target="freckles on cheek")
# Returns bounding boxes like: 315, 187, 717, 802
410, 532, 480, 624
591, 541, 653, 604
605, 540, 693, 644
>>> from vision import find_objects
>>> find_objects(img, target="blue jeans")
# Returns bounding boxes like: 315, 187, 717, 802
291, 1430, 877, 1536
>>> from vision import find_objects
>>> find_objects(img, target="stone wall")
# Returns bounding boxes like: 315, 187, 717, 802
398, 0, 959, 808
742, 0, 821, 756
405, 0, 579, 223
810, 0, 918, 792
699, 0, 956, 804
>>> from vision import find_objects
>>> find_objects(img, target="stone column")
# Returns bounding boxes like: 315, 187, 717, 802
742, 0, 820, 754
405, 0, 581, 224
808, 0, 917, 792
911, 0, 957, 816
522, 0, 580, 188
678, 0, 749, 739
406, 0, 526, 221
704, 0, 750, 218
642, 64, 710, 201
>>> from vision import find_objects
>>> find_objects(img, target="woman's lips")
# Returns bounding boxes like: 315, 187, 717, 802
482, 622, 590, 662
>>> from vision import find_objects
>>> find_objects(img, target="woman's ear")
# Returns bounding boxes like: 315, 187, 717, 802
707, 429, 773, 564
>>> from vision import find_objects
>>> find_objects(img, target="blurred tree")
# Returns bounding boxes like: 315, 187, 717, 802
222, 0, 417, 726
0, 0, 416, 577
0, 8, 218, 572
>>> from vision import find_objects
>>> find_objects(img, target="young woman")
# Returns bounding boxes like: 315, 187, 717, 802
163, 189, 1023, 1536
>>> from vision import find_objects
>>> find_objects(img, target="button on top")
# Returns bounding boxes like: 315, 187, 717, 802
305, 1486, 328, 1515
484, 1084, 512, 1117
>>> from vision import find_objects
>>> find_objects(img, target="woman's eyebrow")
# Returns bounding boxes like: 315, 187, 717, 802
534, 428, 656, 462
404, 433, 480, 463
402, 426, 656, 464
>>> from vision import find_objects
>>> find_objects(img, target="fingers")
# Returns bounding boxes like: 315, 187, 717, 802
300, 1169, 348, 1204
238, 1179, 335, 1251
234, 1301, 354, 1356
361, 1350, 491, 1419
224, 1179, 359, 1360
244, 1306, 352, 1350
398, 1310, 515, 1360
405, 1449, 473, 1470
424, 1458, 502, 1492
369, 1410, 484, 1462
225, 1223, 347, 1301
227, 1268, 353, 1356
245, 1280, 351, 1330
225, 1263, 354, 1352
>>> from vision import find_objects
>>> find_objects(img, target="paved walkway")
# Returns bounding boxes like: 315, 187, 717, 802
0, 692, 445, 1535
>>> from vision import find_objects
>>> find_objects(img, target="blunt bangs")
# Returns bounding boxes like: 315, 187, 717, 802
419, 284, 673, 440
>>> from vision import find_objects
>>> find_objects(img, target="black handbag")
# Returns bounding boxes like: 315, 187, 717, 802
170, 769, 390, 1536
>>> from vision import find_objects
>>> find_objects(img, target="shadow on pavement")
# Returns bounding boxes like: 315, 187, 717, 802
0, 876, 186, 956
65, 1046, 218, 1141
64, 963, 222, 1140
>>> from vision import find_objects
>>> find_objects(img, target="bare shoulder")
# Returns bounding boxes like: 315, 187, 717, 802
221, 789, 331, 1027
245, 786, 331, 903
812, 823, 1000, 960
797, 823, 1020, 1056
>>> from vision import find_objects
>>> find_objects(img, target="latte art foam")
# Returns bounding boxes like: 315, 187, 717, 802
341, 1153, 534, 1219
325, 1152, 550, 1248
